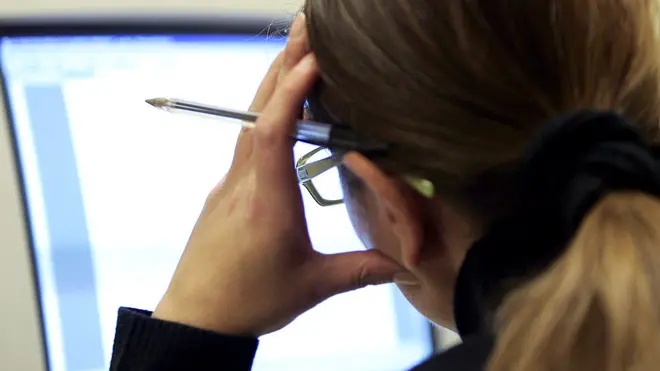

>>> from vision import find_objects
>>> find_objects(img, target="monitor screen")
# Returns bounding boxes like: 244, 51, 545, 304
0, 29, 433, 371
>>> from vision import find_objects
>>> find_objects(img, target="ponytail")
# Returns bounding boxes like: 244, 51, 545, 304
489, 192, 660, 371
451, 111, 660, 371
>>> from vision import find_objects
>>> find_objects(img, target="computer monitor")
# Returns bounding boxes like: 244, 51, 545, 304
0, 15, 435, 371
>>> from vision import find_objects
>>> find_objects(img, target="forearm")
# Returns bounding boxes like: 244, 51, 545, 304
110, 307, 259, 371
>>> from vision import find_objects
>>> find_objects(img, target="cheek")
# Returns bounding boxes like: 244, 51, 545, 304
343, 186, 374, 249
341, 175, 402, 263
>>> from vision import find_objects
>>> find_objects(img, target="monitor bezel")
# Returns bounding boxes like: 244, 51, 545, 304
0, 15, 439, 371
0, 14, 290, 36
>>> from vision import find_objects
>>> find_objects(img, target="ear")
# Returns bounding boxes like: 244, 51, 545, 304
343, 152, 425, 270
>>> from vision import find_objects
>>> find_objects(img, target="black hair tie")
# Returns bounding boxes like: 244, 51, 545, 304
453, 110, 660, 337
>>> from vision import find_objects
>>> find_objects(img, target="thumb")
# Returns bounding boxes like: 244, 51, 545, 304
313, 250, 404, 299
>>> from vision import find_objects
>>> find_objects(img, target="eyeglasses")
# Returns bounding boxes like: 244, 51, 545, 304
296, 147, 345, 206
296, 147, 436, 207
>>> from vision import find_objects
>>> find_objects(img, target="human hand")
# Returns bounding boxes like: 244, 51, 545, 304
152, 15, 403, 337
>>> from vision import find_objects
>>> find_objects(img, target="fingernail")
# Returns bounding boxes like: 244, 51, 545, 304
393, 272, 420, 286
303, 53, 317, 65
290, 15, 306, 37
362, 266, 406, 286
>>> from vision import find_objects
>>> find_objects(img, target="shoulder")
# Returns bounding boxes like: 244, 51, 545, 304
411, 333, 493, 371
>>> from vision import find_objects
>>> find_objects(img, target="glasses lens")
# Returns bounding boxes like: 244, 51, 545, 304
306, 148, 344, 203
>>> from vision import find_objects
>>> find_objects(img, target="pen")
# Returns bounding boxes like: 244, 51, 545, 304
145, 98, 387, 151
145, 97, 334, 149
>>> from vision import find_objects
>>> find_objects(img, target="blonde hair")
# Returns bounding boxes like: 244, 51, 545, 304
491, 192, 660, 371
305, 0, 660, 370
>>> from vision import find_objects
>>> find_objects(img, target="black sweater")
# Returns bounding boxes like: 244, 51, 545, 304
109, 308, 493, 371
108, 239, 504, 371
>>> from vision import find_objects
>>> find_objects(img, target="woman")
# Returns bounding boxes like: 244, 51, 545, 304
110, 1, 660, 370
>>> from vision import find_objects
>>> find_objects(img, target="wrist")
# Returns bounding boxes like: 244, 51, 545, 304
153, 294, 256, 338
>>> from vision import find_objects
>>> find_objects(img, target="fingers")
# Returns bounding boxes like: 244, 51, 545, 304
258, 13, 314, 151
278, 15, 309, 87
311, 251, 403, 299
249, 52, 285, 113
254, 54, 319, 173
231, 53, 284, 170
232, 15, 309, 170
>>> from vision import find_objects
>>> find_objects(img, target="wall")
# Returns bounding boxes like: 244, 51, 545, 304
0, 0, 303, 16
